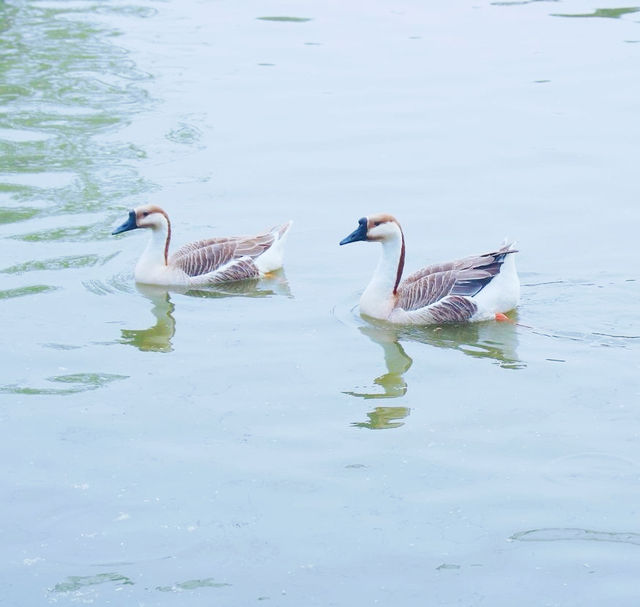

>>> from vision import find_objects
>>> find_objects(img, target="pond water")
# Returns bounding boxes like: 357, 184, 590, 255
1, 0, 639, 605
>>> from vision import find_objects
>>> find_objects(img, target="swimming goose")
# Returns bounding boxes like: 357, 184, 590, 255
112, 204, 292, 286
339, 214, 519, 324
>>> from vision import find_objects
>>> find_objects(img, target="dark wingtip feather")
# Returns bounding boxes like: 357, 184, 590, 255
451, 276, 494, 297
451, 248, 515, 297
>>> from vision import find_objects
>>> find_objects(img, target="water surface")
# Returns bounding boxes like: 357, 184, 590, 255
1, 1, 639, 605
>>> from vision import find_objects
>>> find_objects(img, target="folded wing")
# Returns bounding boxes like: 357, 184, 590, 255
169, 232, 278, 280
395, 244, 517, 323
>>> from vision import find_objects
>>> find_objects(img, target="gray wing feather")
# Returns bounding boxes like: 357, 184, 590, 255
397, 268, 497, 311
397, 271, 458, 311
391, 295, 478, 324
402, 244, 516, 287
171, 237, 237, 261
402, 259, 477, 285
206, 257, 260, 283
171, 241, 237, 277
420, 296, 478, 323
170, 233, 277, 278
234, 233, 275, 258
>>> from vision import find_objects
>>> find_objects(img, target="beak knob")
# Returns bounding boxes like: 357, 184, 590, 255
112, 210, 138, 235
340, 217, 368, 245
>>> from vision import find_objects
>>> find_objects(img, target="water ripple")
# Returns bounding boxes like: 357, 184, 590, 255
0, 205, 40, 224
1, 253, 117, 274
0, 372, 128, 396
552, 7, 640, 19
82, 273, 136, 296
0, 284, 58, 299
51, 572, 134, 594
165, 122, 203, 146
257, 16, 312, 23
0, 0, 155, 228
156, 578, 231, 592
511, 528, 640, 546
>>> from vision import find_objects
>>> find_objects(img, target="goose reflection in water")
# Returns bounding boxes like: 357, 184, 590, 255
345, 325, 413, 429
352, 406, 411, 430
119, 272, 291, 353
346, 317, 522, 428
397, 311, 524, 370
345, 325, 414, 400
119, 284, 176, 352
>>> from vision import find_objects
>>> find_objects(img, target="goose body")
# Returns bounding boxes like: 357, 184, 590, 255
340, 214, 519, 325
112, 205, 292, 287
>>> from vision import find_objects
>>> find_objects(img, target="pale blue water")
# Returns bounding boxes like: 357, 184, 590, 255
1, 1, 639, 605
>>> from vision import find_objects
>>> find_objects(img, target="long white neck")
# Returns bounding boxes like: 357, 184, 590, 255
135, 221, 170, 278
359, 231, 405, 319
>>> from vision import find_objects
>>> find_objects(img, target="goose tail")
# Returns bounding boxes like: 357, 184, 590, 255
255, 220, 293, 274
470, 240, 520, 320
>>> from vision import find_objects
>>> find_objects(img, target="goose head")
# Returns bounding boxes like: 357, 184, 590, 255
112, 205, 170, 235
339, 214, 402, 245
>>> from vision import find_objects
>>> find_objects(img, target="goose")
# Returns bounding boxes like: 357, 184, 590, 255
339, 214, 520, 324
112, 204, 292, 286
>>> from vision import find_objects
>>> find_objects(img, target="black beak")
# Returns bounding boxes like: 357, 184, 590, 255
112, 210, 138, 235
339, 217, 368, 245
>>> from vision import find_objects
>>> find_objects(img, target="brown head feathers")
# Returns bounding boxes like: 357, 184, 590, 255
367, 214, 398, 230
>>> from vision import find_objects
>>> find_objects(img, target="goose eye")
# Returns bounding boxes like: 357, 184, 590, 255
142, 211, 149, 217
374, 221, 382, 227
